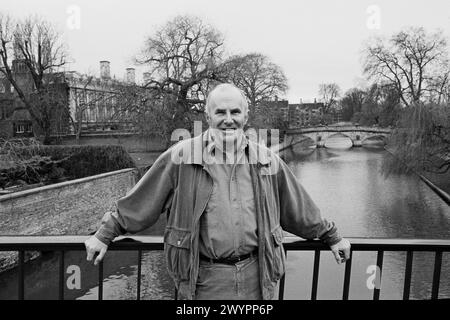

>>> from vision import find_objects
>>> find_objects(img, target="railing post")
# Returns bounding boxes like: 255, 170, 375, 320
311, 250, 320, 300
18, 251, 25, 300
59, 250, 65, 300
278, 249, 287, 300
373, 250, 384, 300
98, 261, 104, 300
403, 251, 413, 300
431, 251, 443, 300
137, 249, 142, 300
342, 250, 352, 300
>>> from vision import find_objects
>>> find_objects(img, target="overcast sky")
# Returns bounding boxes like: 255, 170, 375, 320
1, 0, 450, 102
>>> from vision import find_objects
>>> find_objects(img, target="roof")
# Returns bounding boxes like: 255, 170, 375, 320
8, 108, 32, 121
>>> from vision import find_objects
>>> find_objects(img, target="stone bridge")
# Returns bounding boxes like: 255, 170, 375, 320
285, 125, 392, 148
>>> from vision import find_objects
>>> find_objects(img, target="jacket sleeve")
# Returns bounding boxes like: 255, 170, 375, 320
95, 153, 174, 245
277, 158, 341, 246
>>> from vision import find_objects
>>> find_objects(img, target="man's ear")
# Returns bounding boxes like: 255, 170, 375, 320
244, 112, 249, 126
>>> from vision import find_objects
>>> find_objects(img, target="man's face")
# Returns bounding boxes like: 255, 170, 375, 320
206, 88, 248, 137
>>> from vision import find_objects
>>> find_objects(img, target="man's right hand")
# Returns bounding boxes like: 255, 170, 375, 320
85, 236, 108, 266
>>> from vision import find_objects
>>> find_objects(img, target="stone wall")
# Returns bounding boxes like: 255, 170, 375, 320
54, 133, 166, 153
0, 168, 138, 271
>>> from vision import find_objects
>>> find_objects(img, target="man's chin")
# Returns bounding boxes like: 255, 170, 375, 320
221, 129, 241, 139
210, 128, 244, 143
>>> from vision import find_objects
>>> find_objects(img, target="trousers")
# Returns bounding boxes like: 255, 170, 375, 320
194, 255, 262, 300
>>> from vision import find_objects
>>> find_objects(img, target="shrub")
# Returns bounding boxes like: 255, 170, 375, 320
0, 143, 136, 189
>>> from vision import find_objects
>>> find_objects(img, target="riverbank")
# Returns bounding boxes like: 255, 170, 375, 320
384, 147, 450, 206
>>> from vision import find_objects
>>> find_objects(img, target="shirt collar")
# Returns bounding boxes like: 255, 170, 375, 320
205, 128, 248, 157
193, 129, 270, 167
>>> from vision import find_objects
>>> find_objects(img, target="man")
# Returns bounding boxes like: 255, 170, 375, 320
85, 83, 351, 300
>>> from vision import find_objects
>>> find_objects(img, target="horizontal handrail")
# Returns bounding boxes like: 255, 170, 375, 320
1, 236, 449, 251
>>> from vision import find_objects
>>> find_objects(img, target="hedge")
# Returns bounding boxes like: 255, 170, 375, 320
1, 145, 136, 189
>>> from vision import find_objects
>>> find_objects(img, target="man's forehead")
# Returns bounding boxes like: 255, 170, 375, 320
210, 87, 243, 106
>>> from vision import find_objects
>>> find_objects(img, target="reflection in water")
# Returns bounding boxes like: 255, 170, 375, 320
0, 136, 448, 300
282, 136, 450, 299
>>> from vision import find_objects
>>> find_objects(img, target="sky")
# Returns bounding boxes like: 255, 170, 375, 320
1, 0, 450, 103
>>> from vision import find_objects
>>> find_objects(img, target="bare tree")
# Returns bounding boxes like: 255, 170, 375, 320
363, 27, 448, 107
340, 88, 365, 121
0, 13, 68, 143
113, 84, 174, 147
319, 83, 341, 112
135, 15, 225, 132
428, 66, 450, 104
223, 53, 288, 110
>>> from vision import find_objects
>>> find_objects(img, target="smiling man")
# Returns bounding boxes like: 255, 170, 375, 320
85, 83, 351, 300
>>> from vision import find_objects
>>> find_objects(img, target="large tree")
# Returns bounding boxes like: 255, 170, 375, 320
363, 27, 448, 107
355, 83, 401, 126
0, 14, 68, 143
113, 83, 174, 147
222, 53, 288, 110
135, 15, 225, 132
340, 88, 365, 121
318, 83, 341, 113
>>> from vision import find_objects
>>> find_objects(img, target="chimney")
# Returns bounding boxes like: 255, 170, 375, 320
126, 68, 136, 84
300, 98, 303, 104
100, 61, 111, 79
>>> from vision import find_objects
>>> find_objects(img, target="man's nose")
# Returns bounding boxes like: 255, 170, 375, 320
224, 112, 233, 124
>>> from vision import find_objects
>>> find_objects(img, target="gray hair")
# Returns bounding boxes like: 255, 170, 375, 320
205, 83, 249, 115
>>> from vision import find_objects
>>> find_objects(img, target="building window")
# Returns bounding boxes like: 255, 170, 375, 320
13, 122, 33, 135
15, 124, 25, 133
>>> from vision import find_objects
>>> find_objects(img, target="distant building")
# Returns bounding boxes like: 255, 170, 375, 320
65, 61, 137, 133
0, 60, 70, 139
0, 60, 142, 139
288, 101, 325, 128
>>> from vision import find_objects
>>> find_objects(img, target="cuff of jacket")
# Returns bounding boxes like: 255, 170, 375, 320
93, 210, 124, 246
319, 221, 342, 247
94, 226, 116, 246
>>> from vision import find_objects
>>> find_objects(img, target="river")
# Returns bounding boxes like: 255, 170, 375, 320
0, 136, 449, 300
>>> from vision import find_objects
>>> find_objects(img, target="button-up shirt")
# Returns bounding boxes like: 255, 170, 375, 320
198, 130, 258, 259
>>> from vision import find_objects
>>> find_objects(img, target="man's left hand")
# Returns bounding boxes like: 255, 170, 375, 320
330, 238, 351, 264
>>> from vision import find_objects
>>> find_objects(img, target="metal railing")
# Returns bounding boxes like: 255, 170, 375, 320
0, 236, 449, 300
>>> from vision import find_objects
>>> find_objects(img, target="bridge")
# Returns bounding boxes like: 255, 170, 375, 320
285, 125, 392, 148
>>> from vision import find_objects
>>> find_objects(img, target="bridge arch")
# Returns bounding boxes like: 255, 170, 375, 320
323, 133, 354, 148
361, 134, 388, 146
285, 125, 391, 149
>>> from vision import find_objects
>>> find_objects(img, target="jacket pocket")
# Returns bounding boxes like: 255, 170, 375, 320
164, 228, 191, 281
271, 225, 286, 281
